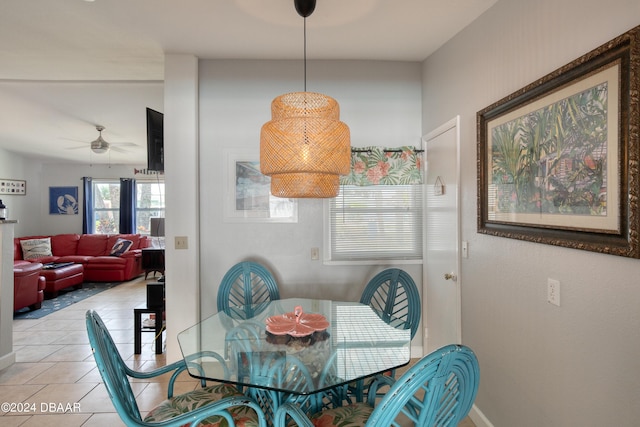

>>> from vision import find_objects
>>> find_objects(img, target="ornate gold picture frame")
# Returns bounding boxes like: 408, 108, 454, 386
478, 25, 640, 258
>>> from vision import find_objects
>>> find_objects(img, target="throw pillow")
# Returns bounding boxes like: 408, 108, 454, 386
20, 238, 53, 260
110, 238, 133, 256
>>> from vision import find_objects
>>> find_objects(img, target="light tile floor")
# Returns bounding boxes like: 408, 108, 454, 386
0, 276, 475, 426
0, 276, 202, 427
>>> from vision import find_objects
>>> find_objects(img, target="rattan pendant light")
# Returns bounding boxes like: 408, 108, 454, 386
260, 0, 350, 198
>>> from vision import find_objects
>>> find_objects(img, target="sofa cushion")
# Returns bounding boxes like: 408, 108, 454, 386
14, 262, 44, 276
14, 260, 31, 268
86, 256, 127, 266
14, 240, 22, 261
20, 238, 53, 260
110, 238, 133, 256
51, 234, 80, 256
77, 234, 109, 256
107, 234, 141, 251
139, 236, 151, 249
56, 255, 92, 264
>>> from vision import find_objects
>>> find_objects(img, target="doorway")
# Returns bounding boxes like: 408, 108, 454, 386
423, 116, 462, 354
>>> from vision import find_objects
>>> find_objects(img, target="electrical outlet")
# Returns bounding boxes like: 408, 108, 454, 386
547, 278, 560, 306
175, 236, 188, 250
310, 247, 320, 260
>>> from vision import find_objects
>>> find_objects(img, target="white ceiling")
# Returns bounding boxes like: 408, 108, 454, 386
0, 0, 496, 165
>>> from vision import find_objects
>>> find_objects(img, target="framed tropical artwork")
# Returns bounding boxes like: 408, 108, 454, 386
477, 25, 640, 258
223, 149, 298, 223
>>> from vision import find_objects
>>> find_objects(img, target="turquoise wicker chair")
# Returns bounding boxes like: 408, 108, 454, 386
351, 268, 421, 401
217, 261, 280, 319
244, 351, 350, 422
85, 310, 267, 427
274, 344, 479, 427
359, 268, 421, 339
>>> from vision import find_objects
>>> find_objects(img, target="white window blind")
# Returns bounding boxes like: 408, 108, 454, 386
327, 185, 423, 262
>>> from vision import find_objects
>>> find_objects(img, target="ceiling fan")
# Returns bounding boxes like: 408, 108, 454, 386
66, 125, 138, 154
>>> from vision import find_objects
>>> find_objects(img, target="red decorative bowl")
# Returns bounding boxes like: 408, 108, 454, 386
265, 305, 329, 337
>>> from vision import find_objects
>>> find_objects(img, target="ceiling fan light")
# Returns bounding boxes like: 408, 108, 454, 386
91, 137, 109, 153
91, 126, 110, 154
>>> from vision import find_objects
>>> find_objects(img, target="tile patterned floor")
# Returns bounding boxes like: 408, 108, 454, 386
0, 276, 475, 426
0, 276, 202, 427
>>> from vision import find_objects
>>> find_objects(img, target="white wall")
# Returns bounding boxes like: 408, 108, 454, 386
197, 59, 423, 323
0, 221, 16, 370
38, 163, 147, 236
163, 54, 199, 362
0, 149, 42, 237
422, 0, 640, 425
0, 147, 152, 237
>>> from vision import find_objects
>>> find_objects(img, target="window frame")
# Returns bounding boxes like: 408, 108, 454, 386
91, 179, 121, 235
323, 184, 424, 265
135, 179, 165, 236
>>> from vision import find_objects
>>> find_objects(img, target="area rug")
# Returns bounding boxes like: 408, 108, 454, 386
14, 282, 120, 319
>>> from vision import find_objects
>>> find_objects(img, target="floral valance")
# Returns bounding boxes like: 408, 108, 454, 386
340, 146, 424, 186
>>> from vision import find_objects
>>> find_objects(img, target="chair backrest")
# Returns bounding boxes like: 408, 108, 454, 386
259, 353, 317, 420
359, 268, 421, 339
217, 261, 280, 319
85, 310, 143, 425
367, 344, 479, 427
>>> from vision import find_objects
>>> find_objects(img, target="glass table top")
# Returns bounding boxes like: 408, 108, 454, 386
177, 298, 411, 395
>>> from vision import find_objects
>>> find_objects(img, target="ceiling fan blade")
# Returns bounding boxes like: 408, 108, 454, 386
110, 146, 131, 153
110, 142, 139, 147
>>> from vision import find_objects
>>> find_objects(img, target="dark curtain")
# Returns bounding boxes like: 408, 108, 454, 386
119, 178, 136, 234
82, 177, 93, 234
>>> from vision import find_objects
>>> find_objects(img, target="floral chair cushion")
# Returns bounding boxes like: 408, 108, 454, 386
303, 403, 373, 427
144, 383, 261, 427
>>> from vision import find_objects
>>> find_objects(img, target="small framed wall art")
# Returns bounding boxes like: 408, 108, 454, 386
0, 179, 26, 195
223, 149, 298, 223
49, 186, 79, 215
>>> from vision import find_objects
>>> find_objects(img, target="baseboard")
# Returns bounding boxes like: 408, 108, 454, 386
469, 403, 494, 427
0, 351, 15, 371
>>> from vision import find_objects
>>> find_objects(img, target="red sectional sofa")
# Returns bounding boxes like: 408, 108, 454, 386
14, 234, 150, 294
13, 261, 45, 311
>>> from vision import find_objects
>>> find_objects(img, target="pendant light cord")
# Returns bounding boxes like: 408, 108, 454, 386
303, 16, 307, 92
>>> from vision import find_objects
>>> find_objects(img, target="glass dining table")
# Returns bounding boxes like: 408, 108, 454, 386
177, 298, 411, 421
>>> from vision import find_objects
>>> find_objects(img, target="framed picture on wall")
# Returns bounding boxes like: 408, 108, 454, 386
49, 186, 79, 215
223, 149, 298, 223
477, 25, 640, 258
0, 179, 26, 195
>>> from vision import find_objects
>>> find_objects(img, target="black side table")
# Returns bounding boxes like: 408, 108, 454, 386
142, 248, 165, 279
134, 304, 165, 354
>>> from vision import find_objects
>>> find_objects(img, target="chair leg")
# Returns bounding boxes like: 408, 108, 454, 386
154, 312, 164, 354
134, 310, 142, 354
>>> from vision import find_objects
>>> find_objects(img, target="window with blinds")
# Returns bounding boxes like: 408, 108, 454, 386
325, 185, 423, 262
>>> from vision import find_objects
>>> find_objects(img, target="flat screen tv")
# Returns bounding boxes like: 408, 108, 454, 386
146, 108, 164, 172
